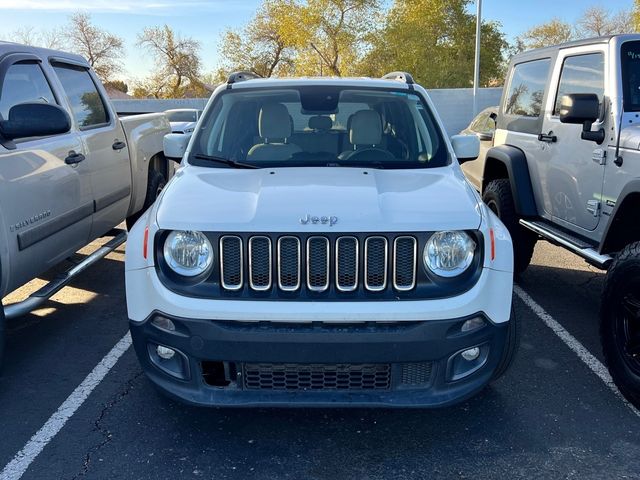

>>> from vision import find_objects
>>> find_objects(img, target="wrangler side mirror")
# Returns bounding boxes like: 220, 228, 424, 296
559, 93, 605, 144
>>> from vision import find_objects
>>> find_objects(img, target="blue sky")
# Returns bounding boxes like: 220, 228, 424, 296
0, 0, 634, 82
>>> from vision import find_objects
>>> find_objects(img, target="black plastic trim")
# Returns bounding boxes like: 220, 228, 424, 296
484, 145, 538, 217
599, 179, 640, 254
94, 186, 131, 212
17, 202, 93, 250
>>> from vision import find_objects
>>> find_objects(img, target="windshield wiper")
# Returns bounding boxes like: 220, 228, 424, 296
192, 154, 259, 169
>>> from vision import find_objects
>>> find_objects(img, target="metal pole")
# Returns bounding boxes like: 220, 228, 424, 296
473, 0, 482, 116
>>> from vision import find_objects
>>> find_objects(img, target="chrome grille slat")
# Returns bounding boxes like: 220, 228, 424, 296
220, 235, 243, 291
364, 236, 388, 291
249, 236, 272, 291
278, 236, 301, 291
307, 236, 330, 292
336, 237, 358, 292
393, 236, 417, 291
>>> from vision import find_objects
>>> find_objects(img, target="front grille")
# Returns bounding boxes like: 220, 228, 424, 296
248, 236, 271, 291
242, 363, 391, 390
219, 234, 418, 294
401, 362, 432, 386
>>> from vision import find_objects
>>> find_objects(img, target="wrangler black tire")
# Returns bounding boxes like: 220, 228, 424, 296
126, 169, 166, 231
492, 306, 520, 381
601, 241, 640, 408
483, 179, 536, 275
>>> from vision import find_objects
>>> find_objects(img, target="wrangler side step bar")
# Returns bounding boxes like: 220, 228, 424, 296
4, 231, 127, 319
519, 219, 612, 269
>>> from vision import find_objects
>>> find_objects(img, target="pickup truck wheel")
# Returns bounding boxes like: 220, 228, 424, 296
483, 179, 536, 275
0, 302, 5, 374
601, 242, 640, 407
492, 306, 519, 381
126, 169, 166, 231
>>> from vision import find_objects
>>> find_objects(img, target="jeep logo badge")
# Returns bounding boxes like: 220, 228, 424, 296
300, 214, 338, 227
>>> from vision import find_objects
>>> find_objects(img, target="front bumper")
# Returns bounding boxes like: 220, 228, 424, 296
130, 312, 509, 408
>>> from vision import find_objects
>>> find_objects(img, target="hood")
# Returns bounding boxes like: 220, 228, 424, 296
169, 121, 196, 133
156, 166, 482, 233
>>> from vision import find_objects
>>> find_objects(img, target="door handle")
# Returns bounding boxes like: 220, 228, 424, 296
65, 151, 85, 165
112, 141, 126, 150
537, 132, 557, 143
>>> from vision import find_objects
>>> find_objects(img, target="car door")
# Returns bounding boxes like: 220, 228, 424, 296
0, 55, 91, 294
540, 48, 607, 231
51, 61, 131, 240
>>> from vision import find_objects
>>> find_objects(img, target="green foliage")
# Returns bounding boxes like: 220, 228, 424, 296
358, 0, 507, 88
104, 80, 128, 93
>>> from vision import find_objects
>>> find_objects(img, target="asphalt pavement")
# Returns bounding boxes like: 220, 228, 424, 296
1, 234, 639, 480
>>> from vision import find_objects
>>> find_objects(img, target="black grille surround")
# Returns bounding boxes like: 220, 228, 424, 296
155, 231, 484, 301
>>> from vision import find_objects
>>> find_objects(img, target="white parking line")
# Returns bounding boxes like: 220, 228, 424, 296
514, 285, 640, 418
0, 332, 132, 480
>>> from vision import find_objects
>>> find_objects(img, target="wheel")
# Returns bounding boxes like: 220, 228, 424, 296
492, 305, 520, 381
483, 179, 536, 275
600, 241, 640, 407
0, 301, 5, 374
126, 169, 166, 231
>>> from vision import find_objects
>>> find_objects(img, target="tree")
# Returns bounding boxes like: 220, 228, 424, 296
299, 0, 381, 76
517, 18, 574, 50
576, 6, 633, 37
104, 80, 128, 94
635, 0, 640, 32
136, 25, 206, 98
7, 25, 66, 49
65, 12, 124, 82
359, 0, 507, 88
218, 0, 300, 77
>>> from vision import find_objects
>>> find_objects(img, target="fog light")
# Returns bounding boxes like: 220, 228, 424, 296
156, 345, 175, 360
152, 316, 176, 332
461, 317, 485, 333
461, 347, 480, 361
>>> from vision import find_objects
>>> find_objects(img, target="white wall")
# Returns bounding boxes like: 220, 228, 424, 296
112, 87, 503, 136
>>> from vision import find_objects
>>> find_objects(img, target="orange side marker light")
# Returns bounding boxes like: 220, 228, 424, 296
143, 226, 149, 260
489, 228, 495, 261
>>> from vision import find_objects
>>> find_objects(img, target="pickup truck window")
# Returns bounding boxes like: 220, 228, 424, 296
191, 87, 448, 169
621, 41, 640, 112
553, 53, 604, 115
53, 64, 109, 129
504, 58, 550, 118
0, 62, 56, 120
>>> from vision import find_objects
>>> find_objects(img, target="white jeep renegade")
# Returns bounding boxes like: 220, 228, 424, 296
125, 72, 516, 407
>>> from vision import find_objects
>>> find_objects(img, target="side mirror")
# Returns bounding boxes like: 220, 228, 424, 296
0, 103, 70, 140
559, 93, 605, 144
451, 134, 480, 164
163, 133, 190, 162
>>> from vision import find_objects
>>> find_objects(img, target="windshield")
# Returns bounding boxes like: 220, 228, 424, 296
622, 41, 640, 112
167, 110, 198, 122
189, 86, 448, 169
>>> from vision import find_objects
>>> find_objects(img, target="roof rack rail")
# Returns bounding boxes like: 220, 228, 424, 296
226, 71, 261, 85
382, 71, 415, 85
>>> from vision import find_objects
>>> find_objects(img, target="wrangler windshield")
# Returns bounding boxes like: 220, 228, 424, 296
189, 86, 448, 169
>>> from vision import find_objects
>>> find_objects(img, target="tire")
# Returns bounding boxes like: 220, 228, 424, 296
0, 301, 5, 375
492, 305, 520, 381
126, 169, 166, 231
600, 241, 640, 408
483, 179, 536, 275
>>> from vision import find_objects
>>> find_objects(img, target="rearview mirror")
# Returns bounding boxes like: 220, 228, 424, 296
163, 133, 190, 162
559, 93, 604, 144
451, 134, 480, 164
0, 103, 70, 140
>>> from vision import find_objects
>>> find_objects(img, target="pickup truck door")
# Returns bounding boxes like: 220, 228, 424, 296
51, 61, 131, 240
540, 47, 607, 232
0, 56, 92, 295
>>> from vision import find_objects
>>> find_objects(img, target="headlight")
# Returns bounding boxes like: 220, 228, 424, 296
424, 231, 476, 277
163, 230, 213, 277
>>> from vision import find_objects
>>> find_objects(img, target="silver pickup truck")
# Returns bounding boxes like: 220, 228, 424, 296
0, 42, 173, 368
